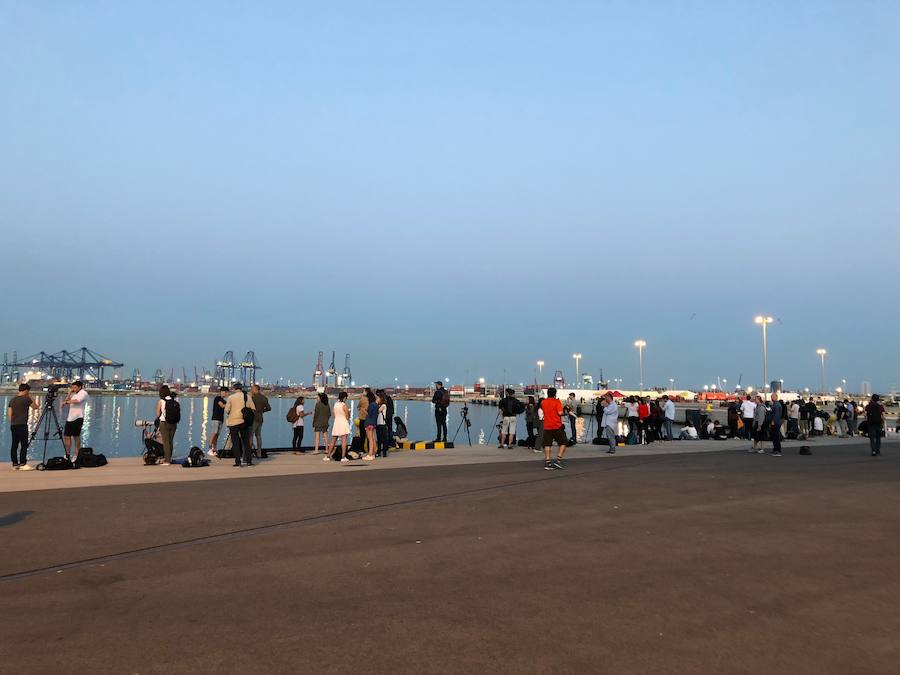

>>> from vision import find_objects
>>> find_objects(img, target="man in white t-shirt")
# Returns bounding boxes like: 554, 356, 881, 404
739, 396, 757, 441
62, 381, 89, 461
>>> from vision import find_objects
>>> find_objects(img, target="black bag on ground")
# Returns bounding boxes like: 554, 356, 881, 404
182, 446, 209, 468
43, 456, 74, 470
75, 448, 107, 468
164, 398, 181, 424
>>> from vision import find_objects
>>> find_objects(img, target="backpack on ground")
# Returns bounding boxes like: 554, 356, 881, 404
42, 456, 74, 471
75, 448, 108, 468
164, 397, 181, 424
182, 446, 209, 468
286, 406, 299, 424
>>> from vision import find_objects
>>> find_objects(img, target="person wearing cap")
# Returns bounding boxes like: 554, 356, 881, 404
431, 381, 449, 443
864, 394, 886, 457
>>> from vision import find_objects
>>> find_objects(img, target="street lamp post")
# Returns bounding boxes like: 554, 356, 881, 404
754, 316, 774, 388
634, 340, 646, 394
816, 348, 827, 394
572, 354, 582, 390
536, 361, 544, 386
669, 377, 675, 392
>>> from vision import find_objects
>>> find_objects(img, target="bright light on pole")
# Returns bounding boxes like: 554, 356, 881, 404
816, 348, 827, 393
633, 340, 646, 394
572, 354, 582, 390
754, 316, 774, 388
536, 360, 544, 384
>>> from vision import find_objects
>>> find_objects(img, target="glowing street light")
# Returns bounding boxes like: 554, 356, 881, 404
669, 378, 675, 391
633, 340, 646, 394
572, 353, 582, 390
754, 316, 774, 388
816, 348, 827, 393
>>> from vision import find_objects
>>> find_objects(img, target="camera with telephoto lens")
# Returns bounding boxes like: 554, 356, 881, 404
134, 420, 155, 428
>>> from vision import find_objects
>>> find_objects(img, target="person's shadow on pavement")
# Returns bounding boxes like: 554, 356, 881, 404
0, 511, 34, 528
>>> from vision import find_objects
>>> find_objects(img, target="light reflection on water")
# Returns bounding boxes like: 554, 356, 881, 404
1, 394, 513, 461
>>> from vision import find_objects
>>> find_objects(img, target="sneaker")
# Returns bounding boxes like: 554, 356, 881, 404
772, 452, 782, 457
323, 456, 332, 462
12, 464, 20, 470
208, 450, 218, 457
552, 458, 564, 469
340, 458, 349, 463
606, 449, 616, 454
363, 455, 374, 461
532, 448, 542, 453
160, 461, 170, 466
18, 464, 33, 471
544, 461, 553, 471
233, 463, 242, 467
755, 449, 765, 454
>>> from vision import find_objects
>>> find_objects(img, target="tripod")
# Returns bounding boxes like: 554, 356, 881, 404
452, 405, 473, 446
584, 399, 598, 441
29, 389, 67, 470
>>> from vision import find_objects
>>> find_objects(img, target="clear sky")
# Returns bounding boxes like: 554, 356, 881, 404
2, 1, 898, 393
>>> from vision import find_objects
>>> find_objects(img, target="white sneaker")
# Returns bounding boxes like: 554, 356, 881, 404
340, 458, 349, 463
323, 456, 332, 462
363, 455, 374, 461
160, 461, 170, 466
18, 464, 33, 471
208, 450, 218, 457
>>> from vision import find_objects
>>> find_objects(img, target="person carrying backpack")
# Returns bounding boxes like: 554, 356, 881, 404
224, 382, 256, 467
432, 381, 450, 443
865, 394, 886, 456
155, 384, 180, 466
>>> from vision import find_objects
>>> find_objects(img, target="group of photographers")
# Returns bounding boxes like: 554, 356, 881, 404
7, 381, 89, 470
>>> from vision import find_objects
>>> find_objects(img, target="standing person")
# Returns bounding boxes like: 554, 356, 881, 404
311, 392, 331, 454
865, 394, 886, 456
601, 394, 619, 454
834, 400, 847, 437
565, 392, 578, 441
539, 387, 567, 470
432, 381, 449, 443
375, 393, 389, 458
662, 395, 676, 441
846, 399, 857, 436
524, 396, 538, 449
250, 384, 271, 458
61, 381, 89, 463
8, 384, 38, 470
499, 388, 520, 448
291, 396, 310, 454
625, 397, 640, 443
740, 395, 757, 441
154, 384, 178, 466
376, 388, 395, 450
225, 382, 255, 467
788, 398, 801, 437
798, 397, 809, 436
208, 386, 228, 455
769, 393, 783, 457
326, 392, 352, 463
727, 400, 740, 438
751, 395, 767, 453
364, 391, 378, 460
637, 397, 650, 444
804, 398, 818, 435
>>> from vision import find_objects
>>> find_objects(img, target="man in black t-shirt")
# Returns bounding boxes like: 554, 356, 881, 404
7, 384, 38, 469
865, 394, 886, 456
209, 386, 228, 455
432, 382, 449, 442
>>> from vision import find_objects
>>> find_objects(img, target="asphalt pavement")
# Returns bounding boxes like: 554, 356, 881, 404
1, 442, 898, 674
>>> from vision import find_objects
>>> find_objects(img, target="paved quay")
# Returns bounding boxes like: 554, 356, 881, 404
2, 437, 897, 674
0, 434, 881, 493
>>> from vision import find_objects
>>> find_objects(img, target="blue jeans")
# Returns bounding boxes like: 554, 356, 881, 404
663, 418, 673, 440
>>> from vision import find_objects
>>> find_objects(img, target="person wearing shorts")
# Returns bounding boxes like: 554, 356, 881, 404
62, 381, 89, 462
540, 387, 567, 470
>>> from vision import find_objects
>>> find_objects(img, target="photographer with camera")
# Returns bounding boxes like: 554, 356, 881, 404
8, 384, 38, 470
62, 381, 89, 463
432, 381, 450, 443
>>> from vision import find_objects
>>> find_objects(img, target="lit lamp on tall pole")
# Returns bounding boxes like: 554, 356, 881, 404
572, 353, 582, 390
634, 340, 646, 394
816, 348, 827, 393
754, 316, 774, 389
536, 360, 544, 387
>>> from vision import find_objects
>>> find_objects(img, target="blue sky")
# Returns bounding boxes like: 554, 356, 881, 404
1, 1, 898, 392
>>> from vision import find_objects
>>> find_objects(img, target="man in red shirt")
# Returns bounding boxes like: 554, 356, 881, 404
540, 387, 567, 470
